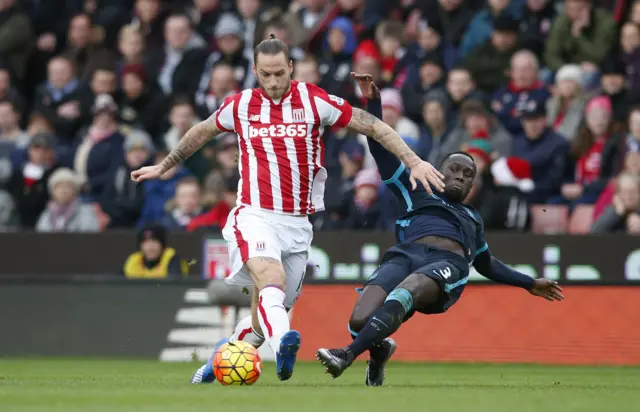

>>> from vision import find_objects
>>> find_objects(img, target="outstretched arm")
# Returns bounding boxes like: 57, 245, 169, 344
346, 107, 421, 170
157, 117, 223, 174
473, 249, 564, 301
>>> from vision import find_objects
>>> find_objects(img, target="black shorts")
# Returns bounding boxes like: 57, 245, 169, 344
363, 243, 470, 314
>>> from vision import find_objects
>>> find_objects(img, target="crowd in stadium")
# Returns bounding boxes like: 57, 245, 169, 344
0, 0, 639, 234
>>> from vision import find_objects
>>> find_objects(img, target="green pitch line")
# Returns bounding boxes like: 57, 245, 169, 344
0, 359, 638, 412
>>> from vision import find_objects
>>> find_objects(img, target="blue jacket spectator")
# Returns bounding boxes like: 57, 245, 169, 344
459, 0, 524, 59
512, 101, 569, 203
137, 167, 192, 230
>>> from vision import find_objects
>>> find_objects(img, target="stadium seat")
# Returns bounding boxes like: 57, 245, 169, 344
530, 205, 569, 234
568, 204, 595, 234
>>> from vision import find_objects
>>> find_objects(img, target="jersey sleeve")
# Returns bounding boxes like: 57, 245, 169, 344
310, 85, 354, 128
210, 95, 236, 132
474, 212, 489, 259
364, 98, 403, 181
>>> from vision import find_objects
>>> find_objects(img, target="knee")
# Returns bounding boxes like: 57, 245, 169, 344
248, 258, 286, 289
348, 311, 370, 334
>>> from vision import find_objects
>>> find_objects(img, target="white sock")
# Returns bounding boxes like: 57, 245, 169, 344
257, 286, 289, 354
230, 315, 265, 348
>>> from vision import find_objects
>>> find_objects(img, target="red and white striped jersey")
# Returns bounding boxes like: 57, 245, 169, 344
212, 80, 353, 215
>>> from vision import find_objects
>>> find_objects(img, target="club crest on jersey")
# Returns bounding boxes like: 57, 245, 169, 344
292, 109, 305, 123
255, 241, 265, 251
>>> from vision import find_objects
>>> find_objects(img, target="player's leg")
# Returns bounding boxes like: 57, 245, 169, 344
245, 256, 301, 381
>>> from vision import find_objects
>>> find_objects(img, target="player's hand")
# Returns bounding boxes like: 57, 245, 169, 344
408, 160, 445, 194
351, 72, 380, 100
528, 278, 564, 302
131, 165, 164, 182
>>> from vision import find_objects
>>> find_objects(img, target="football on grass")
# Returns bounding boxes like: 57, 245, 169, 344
213, 341, 261, 385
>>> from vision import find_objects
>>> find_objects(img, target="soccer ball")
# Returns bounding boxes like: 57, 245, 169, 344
213, 341, 262, 385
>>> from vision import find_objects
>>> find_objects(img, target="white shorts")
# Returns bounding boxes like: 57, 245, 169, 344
222, 205, 313, 308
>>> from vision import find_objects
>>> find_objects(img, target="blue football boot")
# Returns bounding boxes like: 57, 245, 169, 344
190, 337, 229, 383
276, 330, 301, 381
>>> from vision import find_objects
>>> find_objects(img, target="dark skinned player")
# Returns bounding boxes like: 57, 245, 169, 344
316, 74, 564, 385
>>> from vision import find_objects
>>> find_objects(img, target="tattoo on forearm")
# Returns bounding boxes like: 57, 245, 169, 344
159, 120, 219, 173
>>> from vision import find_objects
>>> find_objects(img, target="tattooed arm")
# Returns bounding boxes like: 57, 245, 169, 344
157, 117, 223, 174
346, 108, 422, 169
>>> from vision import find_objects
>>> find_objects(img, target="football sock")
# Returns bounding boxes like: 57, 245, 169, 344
230, 315, 265, 348
348, 321, 385, 358
257, 285, 290, 354
347, 288, 413, 358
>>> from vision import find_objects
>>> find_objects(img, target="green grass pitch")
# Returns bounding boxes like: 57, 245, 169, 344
1, 359, 639, 412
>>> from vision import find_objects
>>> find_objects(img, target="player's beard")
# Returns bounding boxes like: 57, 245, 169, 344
258, 78, 291, 100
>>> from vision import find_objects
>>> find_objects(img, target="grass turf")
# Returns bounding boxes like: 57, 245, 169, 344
0, 359, 639, 412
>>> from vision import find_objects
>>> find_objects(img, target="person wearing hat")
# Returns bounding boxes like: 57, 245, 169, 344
463, 15, 520, 94
546, 64, 589, 141
119, 63, 168, 137
421, 89, 454, 166
99, 130, 154, 228
35, 168, 100, 232
512, 99, 569, 203
123, 223, 189, 278
380, 88, 420, 142
73, 93, 126, 202
597, 57, 631, 124
195, 13, 253, 114
6, 132, 60, 228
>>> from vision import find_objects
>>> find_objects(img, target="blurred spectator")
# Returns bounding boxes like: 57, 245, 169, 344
596, 58, 630, 125
547, 64, 588, 141
123, 223, 189, 278
0, 100, 30, 149
0, 187, 17, 231
35, 167, 100, 232
349, 40, 383, 103
148, 13, 207, 96
464, 15, 520, 95
619, 21, 640, 96
422, 90, 453, 165
258, 17, 306, 61
160, 176, 204, 231
293, 55, 322, 84
427, 0, 477, 68
396, 17, 444, 81
130, 0, 167, 51
460, 0, 523, 59
341, 168, 385, 230
137, 151, 192, 229
73, 94, 125, 201
593, 150, 640, 221
161, 97, 213, 182
441, 67, 482, 122
512, 99, 569, 203
195, 62, 239, 120
6, 133, 60, 228
0, 0, 35, 81
374, 20, 405, 84
62, 13, 116, 82
591, 173, 640, 233
437, 99, 511, 166
0, 66, 23, 104
197, 13, 253, 100
236, 0, 263, 57
544, 0, 616, 85
492, 50, 550, 136
323, 138, 365, 222
553, 96, 615, 208
203, 133, 238, 203
119, 63, 167, 137
100, 131, 152, 229
190, 0, 224, 44
188, 173, 238, 232
78, 65, 119, 121
601, 106, 640, 178
401, 54, 445, 122
379, 88, 420, 144
518, 0, 556, 60
33, 57, 83, 141
283, 0, 333, 50
318, 17, 357, 93
466, 143, 531, 231
116, 25, 150, 80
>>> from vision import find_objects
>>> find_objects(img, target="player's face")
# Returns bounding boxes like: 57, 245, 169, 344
441, 154, 476, 202
254, 52, 293, 100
